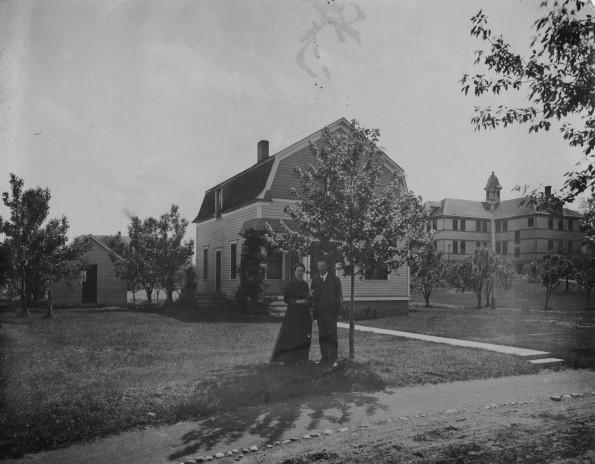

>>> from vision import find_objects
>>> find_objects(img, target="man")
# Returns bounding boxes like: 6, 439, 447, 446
311, 260, 342, 366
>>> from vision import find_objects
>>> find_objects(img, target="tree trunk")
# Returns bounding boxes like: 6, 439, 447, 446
544, 289, 551, 309
349, 273, 355, 360
19, 270, 29, 318
145, 287, 153, 303
45, 288, 54, 318
476, 292, 482, 309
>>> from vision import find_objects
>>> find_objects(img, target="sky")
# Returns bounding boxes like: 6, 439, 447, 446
1, 0, 593, 246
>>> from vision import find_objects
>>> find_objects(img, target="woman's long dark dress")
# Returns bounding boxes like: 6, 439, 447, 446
270, 279, 312, 364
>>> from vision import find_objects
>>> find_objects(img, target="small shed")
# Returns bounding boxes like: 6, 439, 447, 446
51, 235, 127, 307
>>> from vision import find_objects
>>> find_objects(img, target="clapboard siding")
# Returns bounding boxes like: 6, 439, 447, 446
196, 205, 257, 295
51, 239, 127, 306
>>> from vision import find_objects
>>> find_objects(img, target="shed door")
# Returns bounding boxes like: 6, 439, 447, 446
215, 250, 222, 293
82, 265, 98, 304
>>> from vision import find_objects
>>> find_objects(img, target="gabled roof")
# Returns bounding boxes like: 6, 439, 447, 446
193, 118, 406, 224
427, 197, 581, 219
85, 234, 129, 260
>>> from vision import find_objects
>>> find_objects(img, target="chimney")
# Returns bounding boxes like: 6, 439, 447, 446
257, 140, 269, 163
545, 186, 552, 198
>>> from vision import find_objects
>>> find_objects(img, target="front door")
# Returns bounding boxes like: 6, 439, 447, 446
82, 265, 97, 304
215, 250, 222, 293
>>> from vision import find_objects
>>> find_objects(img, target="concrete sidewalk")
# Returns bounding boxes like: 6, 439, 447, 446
338, 322, 563, 366
6, 370, 595, 464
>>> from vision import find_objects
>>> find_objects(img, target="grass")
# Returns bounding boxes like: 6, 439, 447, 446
411, 277, 595, 311
0, 291, 593, 458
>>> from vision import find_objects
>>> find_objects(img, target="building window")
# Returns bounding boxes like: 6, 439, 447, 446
482, 241, 487, 247
266, 247, 283, 279
460, 241, 466, 254
528, 216, 534, 227
548, 217, 554, 229
514, 247, 520, 258
453, 219, 458, 231
568, 219, 574, 231
366, 261, 389, 280
215, 188, 223, 219
230, 243, 237, 279
502, 241, 508, 255
452, 241, 458, 254
514, 231, 520, 244
558, 219, 564, 231
476, 220, 481, 232
496, 242, 501, 254
426, 222, 431, 232
567, 240, 573, 253
496, 221, 501, 233
203, 248, 208, 279
502, 220, 508, 232
548, 239, 554, 251
432, 219, 437, 231
482, 221, 488, 232
476, 241, 481, 248
460, 220, 466, 231
433, 240, 438, 250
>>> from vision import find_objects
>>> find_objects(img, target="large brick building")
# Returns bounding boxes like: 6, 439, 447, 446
426, 173, 585, 273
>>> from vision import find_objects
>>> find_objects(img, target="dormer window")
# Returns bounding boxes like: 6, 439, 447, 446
215, 188, 223, 219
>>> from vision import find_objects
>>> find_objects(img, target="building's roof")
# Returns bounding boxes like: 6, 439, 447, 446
193, 156, 275, 222
427, 197, 581, 219
484, 172, 502, 191
193, 117, 405, 224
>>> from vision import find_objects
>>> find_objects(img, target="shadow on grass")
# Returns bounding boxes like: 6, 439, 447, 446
168, 360, 388, 460
126, 303, 282, 324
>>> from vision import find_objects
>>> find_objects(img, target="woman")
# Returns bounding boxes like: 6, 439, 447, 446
270, 263, 312, 365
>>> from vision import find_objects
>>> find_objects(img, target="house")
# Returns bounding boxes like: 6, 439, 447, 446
426, 172, 585, 273
192, 118, 412, 316
50, 235, 127, 307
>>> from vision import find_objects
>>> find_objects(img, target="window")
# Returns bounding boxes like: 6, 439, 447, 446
514, 247, 520, 258
476, 220, 481, 232
482, 221, 488, 232
567, 241, 573, 253
367, 262, 389, 280
502, 220, 508, 232
496, 242, 501, 254
266, 247, 283, 279
215, 188, 223, 219
432, 219, 438, 231
203, 248, 208, 279
482, 241, 488, 248
453, 219, 458, 231
496, 221, 501, 233
460, 220, 466, 231
426, 222, 431, 232
476, 241, 481, 248
528, 216, 534, 227
558, 219, 564, 231
548, 217, 554, 229
548, 239, 554, 250
568, 219, 574, 231
460, 241, 466, 254
452, 241, 459, 254
514, 231, 520, 244
433, 240, 438, 250
502, 241, 508, 255
230, 243, 237, 279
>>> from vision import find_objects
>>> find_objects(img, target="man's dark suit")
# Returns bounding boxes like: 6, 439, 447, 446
311, 273, 342, 363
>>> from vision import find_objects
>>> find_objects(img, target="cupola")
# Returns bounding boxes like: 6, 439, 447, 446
484, 171, 502, 203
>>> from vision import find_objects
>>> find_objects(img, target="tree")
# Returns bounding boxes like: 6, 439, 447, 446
0, 174, 91, 316
410, 239, 447, 307
483, 251, 517, 307
266, 120, 427, 359
178, 264, 198, 302
446, 248, 516, 309
579, 194, 595, 253
573, 253, 595, 305
531, 253, 574, 309
461, 0, 595, 202
109, 206, 194, 304
235, 228, 270, 313
154, 205, 194, 303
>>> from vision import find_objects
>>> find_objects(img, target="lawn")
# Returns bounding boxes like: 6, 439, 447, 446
0, 297, 592, 458
411, 277, 595, 311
